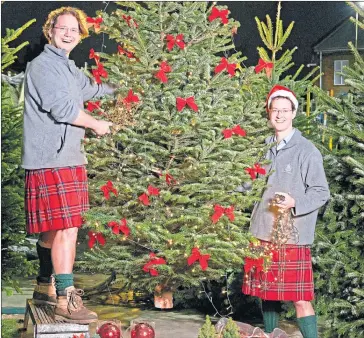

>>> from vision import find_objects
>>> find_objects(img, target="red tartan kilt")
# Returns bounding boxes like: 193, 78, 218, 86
25, 166, 89, 234
242, 240, 314, 301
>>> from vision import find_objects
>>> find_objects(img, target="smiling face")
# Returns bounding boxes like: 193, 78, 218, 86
268, 97, 296, 133
48, 14, 81, 55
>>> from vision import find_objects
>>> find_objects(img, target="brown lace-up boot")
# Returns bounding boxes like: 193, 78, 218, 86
32, 276, 57, 305
54, 286, 98, 324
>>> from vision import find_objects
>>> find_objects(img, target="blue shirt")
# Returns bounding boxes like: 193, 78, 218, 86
274, 128, 296, 151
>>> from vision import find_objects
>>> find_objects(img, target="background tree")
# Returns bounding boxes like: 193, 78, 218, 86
1, 19, 37, 294
307, 3, 364, 336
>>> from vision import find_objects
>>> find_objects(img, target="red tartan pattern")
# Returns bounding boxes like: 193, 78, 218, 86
242, 240, 314, 301
25, 166, 89, 234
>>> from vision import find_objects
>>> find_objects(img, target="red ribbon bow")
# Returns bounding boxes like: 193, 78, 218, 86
222, 125, 247, 139
108, 219, 130, 236
122, 14, 139, 28
187, 247, 210, 271
166, 173, 177, 186
100, 181, 118, 200
88, 231, 106, 249
245, 163, 266, 180
254, 58, 273, 74
211, 204, 235, 224
155, 61, 172, 83
89, 48, 100, 65
208, 6, 229, 25
117, 45, 138, 60
139, 185, 160, 206
147, 185, 160, 196
176, 96, 199, 112
214, 57, 236, 77
244, 257, 264, 274
87, 17, 103, 32
92, 63, 108, 84
86, 101, 101, 113
166, 34, 185, 51
123, 89, 140, 111
142, 253, 167, 276
138, 193, 150, 206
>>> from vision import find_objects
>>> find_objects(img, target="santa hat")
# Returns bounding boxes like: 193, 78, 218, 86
266, 85, 298, 112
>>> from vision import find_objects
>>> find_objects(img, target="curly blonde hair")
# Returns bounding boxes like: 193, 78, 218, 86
43, 7, 89, 42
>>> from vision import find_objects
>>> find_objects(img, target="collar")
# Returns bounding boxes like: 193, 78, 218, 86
43, 44, 70, 64
274, 128, 296, 150
266, 128, 302, 151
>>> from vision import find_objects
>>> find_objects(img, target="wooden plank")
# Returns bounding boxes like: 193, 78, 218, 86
36, 323, 89, 333
25, 299, 90, 338
35, 333, 90, 338
23, 300, 31, 330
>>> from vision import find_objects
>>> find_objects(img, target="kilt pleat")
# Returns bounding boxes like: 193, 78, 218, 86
242, 240, 314, 301
25, 166, 89, 234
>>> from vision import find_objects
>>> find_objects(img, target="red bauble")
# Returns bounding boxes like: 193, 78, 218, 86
131, 323, 155, 338
97, 322, 121, 338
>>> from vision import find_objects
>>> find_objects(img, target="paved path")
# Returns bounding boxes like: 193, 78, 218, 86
2, 277, 303, 338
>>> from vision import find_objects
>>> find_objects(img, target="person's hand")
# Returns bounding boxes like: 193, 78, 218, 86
93, 120, 113, 136
274, 192, 295, 210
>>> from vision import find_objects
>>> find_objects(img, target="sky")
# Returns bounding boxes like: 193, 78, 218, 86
1, 1, 356, 73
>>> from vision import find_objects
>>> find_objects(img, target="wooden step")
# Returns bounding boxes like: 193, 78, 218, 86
23, 299, 90, 338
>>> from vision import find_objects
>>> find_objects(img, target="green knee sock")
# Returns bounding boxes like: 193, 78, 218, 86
297, 315, 318, 338
262, 300, 281, 333
36, 242, 53, 283
54, 274, 74, 294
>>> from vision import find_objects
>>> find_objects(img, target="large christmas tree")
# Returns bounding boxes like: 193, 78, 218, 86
308, 3, 364, 336
80, 1, 271, 300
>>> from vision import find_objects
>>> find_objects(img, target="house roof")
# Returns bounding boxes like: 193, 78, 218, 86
313, 16, 364, 53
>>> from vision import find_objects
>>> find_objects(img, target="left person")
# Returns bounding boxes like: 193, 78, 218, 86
22, 7, 114, 324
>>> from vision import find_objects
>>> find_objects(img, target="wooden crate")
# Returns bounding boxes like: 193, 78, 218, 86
23, 299, 90, 338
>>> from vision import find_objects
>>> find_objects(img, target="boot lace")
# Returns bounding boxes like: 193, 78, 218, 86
67, 288, 85, 313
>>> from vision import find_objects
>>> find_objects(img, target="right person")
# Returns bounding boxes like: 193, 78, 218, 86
242, 85, 330, 338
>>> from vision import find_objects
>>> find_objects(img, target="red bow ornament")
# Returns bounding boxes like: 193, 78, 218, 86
165, 173, 177, 186
142, 253, 167, 276
100, 181, 118, 200
176, 96, 199, 112
139, 185, 160, 206
155, 61, 172, 83
86, 17, 103, 33
88, 231, 106, 249
166, 34, 185, 51
123, 89, 140, 111
138, 193, 150, 206
244, 257, 264, 274
222, 125, 247, 139
92, 63, 108, 84
89, 48, 100, 65
211, 204, 235, 224
86, 101, 101, 113
117, 45, 139, 61
245, 163, 266, 181
208, 6, 229, 25
122, 14, 138, 28
214, 57, 236, 77
187, 247, 210, 271
255, 58, 273, 78
108, 219, 130, 236
147, 185, 160, 196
